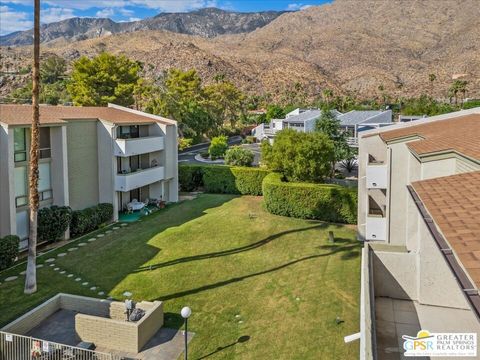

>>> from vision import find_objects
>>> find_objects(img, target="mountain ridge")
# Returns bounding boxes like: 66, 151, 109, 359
0, 8, 286, 46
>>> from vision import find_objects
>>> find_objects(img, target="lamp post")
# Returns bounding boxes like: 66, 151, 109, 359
181, 306, 192, 360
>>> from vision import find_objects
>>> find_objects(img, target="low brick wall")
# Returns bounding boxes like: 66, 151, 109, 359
1, 294, 61, 334
75, 299, 163, 353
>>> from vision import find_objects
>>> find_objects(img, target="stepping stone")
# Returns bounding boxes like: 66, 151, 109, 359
45, 258, 55, 263
82, 282, 89, 286
54, 268, 60, 271
98, 291, 105, 296
238, 320, 243, 324
36, 264, 43, 268
60, 271, 66, 274
97, 234, 104, 238
113, 227, 120, 230
90, 286, 97, 291
68, 247, 78, 252
5, 276, 18, 282
20, 271, 26, 275
120, 223, 128, 227
75, 278, 81, 282
88, 238, 96, 242
78, 243, 87, 247
296, 297, 300, 301
123, 291, 132, 297
49, 264, 55, 267
105, 230, 112, 234
235, 314, 241, 318
67, 274, 73, 278
58, 253, 67, 257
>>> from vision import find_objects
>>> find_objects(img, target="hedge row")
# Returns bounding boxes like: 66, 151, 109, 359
70, 203, 113, 237
38, 206, 72, 243
0, 235, 19, 270
179, 164, 270, 195
262, 173, 357, 224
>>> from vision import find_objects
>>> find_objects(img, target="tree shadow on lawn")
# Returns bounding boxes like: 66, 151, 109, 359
156, 242, 360, 304
133, 223, 330, 274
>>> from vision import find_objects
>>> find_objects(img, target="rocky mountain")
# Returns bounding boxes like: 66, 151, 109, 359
0, 8, 285, 46
1, 1, 479, 101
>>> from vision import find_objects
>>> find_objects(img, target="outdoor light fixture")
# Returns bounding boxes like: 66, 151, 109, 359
125, 299, 134, 321
181, 306, 192, 360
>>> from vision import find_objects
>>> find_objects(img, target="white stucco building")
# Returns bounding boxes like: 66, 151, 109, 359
357, 107, 480, 359
0, 104, 178, 247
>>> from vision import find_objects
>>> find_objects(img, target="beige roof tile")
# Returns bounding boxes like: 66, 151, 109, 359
412, 171, 480, 288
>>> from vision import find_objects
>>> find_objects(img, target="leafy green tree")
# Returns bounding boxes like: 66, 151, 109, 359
40, 55, 66, 84
315, 108, 350, 176
401, 95, 455, 116
208, 135, 229, 159
224, 146, 254, 166
204, 80, 246, 128
67, 53, 141, 106
178, 138, 193, 151
261, 129, 333, 182
266, 104, 286, 121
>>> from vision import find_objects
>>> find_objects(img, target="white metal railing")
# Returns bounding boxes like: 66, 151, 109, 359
347, 137, 359, 147
0, 331, 125, 360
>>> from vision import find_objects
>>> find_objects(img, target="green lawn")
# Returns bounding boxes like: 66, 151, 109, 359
0, 194, 361, 359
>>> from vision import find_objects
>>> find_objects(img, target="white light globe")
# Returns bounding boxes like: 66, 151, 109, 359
181, 306, 192, 319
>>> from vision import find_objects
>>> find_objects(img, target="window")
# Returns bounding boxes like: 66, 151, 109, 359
118, 125, 139, 139
14, 128, 27, 162
16, 211, 29, 240
38, 162, 52, 200
14, 166, 27, 207
39, 127, 51, 159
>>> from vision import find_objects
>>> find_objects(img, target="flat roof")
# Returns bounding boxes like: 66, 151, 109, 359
0, 104, 174, 126
412, 171, 480, 289
376, 114, 480, 160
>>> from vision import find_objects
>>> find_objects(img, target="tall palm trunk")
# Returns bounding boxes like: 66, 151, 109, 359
24, 0, 40, 294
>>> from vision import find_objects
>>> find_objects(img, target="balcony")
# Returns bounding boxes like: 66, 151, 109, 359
366, 161, 388, 188
114, 136, 164, 157
115, 166, 165, 192
366, 215, 387, 241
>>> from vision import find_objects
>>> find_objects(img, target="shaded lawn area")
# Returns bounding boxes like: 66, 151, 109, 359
0, 194, 361, 359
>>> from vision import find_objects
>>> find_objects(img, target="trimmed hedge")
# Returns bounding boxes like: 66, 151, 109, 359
262, 173, 357, 224
70, 203, 113, 237
0, 235, 19, 270
179, 165, 270, 195
38, 206, 72, 243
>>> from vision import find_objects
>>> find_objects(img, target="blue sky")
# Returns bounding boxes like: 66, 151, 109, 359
0, 0, 331, 35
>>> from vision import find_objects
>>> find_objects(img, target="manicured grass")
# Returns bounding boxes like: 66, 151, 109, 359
0, 194, 361, 359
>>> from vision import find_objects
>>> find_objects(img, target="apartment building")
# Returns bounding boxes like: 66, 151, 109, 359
357, 108, 480, 359
252, 108, 392, 146
0, 104, 178, 246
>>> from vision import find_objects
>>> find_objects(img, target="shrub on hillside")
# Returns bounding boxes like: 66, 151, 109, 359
0, 235, 20, 270
38, 206, 72, 243
179, 164, 270, 195
262, 173, 357, 224
224, 146, 254, 167
208, 135, 228, 159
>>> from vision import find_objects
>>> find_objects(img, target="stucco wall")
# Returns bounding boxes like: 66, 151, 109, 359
50, 126, 69, 207
66, 121, 99, 210
0, 124, 14, 237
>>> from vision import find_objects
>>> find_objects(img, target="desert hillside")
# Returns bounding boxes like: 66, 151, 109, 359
1, 0, 479, 101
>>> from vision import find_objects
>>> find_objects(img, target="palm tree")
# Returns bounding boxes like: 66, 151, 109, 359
24, 0, 40, 295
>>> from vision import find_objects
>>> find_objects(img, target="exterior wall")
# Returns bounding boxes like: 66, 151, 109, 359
360, 245, 376, 360
50, 126, 69, 207
456, 157, 480, 173
97, 121, 116, 218
159, 123, 178, 202
0, 124, 15, 237
66, 121, 99, 210
1, 294, 61, 334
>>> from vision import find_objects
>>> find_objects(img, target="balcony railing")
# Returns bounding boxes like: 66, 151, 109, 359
115, 166, 165, 192
114, 136, 164, 157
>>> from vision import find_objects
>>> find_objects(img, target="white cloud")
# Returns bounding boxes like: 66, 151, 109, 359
41, 7, 76, 23
287, 3, 313, 11
0, 5, 33, 35
119, 8, 134, 16
96, 8, 115, 18
129, 17, 141, 22
131, 0, 217, 12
